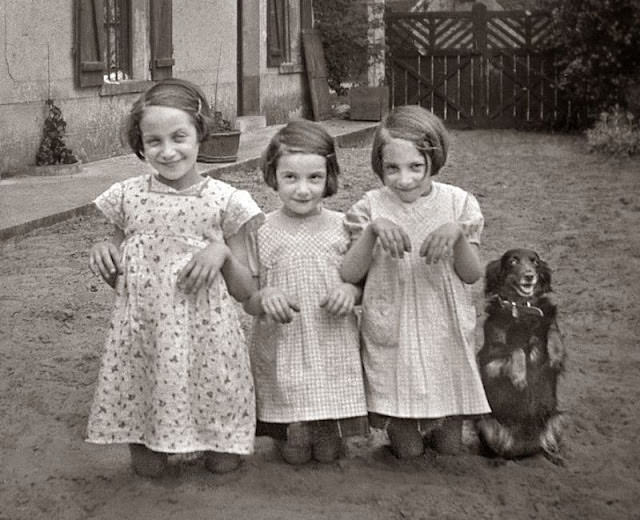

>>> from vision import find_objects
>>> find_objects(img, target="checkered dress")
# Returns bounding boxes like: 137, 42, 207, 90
249, 208, 368, 425
345, 183, 491, 419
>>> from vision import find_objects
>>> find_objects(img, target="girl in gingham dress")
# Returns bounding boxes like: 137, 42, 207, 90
341, 105, 490, 459
244, 121, 368, 465
87, 79, 263, 477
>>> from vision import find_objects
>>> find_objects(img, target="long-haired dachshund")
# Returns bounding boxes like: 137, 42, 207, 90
477, 249, 566, 463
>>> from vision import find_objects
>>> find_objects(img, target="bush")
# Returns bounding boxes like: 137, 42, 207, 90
585, 106, 640, 156
542, 0, 640, 129
312, 0, 370, 95
35, 99, 77, 166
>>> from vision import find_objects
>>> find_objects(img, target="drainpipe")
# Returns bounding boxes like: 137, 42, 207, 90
367, 0, 385, 87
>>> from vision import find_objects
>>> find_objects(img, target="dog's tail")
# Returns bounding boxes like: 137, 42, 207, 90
477, 414, 565, 463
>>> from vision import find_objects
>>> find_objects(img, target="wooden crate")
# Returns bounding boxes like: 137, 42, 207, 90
349, 86, 390, 121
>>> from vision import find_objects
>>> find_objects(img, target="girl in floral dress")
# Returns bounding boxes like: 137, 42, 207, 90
341, 105, 490, 459
243, 120, 368, 465
87, 79, 263, 477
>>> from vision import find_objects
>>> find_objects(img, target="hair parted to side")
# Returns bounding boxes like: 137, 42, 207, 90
371, 105, 449, 180
126, 78, 214, 160
261, 119, 340, 197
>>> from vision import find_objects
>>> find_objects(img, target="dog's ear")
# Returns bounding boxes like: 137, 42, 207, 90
484, 259, 502, 296
537, 259, 552, 294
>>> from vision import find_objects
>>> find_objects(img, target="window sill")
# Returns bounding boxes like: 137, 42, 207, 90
99, 80, 155, 97
278, 63, 304, 75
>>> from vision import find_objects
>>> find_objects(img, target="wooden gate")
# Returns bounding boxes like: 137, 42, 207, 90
385, 3, 572, 128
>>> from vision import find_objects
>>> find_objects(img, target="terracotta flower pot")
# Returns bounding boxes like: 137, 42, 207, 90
198, 130, 241, 163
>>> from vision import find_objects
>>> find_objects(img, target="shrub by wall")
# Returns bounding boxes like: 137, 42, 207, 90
312, 0, 369, 95
542, 0, 640, 129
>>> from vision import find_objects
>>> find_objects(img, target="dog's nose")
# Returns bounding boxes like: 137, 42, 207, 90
523, 273, 535, 282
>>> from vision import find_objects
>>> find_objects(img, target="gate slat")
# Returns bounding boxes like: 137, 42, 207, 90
385, 5, 566, 128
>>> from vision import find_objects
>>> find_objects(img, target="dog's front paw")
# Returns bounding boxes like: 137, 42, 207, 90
510, 371, 528, 390
484, 359, 507, 379
547, 327, 566, 371
508, 349, 528, 389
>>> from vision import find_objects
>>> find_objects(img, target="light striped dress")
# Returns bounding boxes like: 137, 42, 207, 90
249, 208, 368, 429
344, 182, 491, 419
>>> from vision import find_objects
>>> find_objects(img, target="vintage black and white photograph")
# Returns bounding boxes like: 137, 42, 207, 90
1, 1, 639, 519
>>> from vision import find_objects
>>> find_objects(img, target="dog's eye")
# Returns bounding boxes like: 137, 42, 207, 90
509, 257, 519, 265
532, 258, 540, 267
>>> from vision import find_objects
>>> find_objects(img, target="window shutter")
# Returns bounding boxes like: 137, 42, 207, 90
300, 0, 313, 30
267, 0, 287, 67
150, 0, 174, 80
75, 0, 107, 87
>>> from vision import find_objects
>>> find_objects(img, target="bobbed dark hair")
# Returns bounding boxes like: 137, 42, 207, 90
125, 78, 214, 160
371, 105, 449, 180
260, 119, 340, 197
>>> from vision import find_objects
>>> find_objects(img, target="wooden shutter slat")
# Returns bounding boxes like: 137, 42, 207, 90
81, 61, 107, 71
154, 58, 175, 67
151, 0, 174, 80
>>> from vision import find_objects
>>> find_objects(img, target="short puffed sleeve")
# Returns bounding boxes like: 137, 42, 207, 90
94, 182, 126, 230
459, 192, 484, 245
221, 188, 265, 240
245, 226, 261, 278
343, 195, 372, 243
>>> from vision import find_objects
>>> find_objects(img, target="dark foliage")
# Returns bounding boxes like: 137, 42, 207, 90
542, 0, 640, 129
312, 0, 371, 95
35, 99, 77, 166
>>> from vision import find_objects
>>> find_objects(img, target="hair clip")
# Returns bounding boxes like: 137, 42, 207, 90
196, 98, 202, 114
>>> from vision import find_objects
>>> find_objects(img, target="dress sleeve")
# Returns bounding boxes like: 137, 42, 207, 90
459, 192, 484, 245
94, 182, 126, 230
245, 226, 261, 277
222, 188, 265, 240
343, 195, 372, 243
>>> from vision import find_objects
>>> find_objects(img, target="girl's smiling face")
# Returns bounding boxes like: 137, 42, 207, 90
381, 137, 432, 203
275, 152, 328, 218
140, 105, 201, 190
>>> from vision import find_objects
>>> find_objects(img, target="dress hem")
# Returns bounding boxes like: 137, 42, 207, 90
85, 437, 254, 455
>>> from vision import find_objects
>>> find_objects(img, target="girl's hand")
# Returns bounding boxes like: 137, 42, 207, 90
419, 222, 463, 264
319, 283, 359, 316
178, 242, 230, 294
371, 218, 412, 258
260, 287, 300, 324
89, 241, 122, 288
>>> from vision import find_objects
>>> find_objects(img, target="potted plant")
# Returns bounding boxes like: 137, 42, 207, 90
198, 111, 241, 163
197, 48, 241, 163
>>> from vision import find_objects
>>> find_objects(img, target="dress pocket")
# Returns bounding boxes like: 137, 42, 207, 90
361, 294, 401, 348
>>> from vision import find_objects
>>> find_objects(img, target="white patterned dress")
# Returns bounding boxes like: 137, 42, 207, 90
248, 208, 368, 432
344, 182, 491, 420
86, 174, 263, 454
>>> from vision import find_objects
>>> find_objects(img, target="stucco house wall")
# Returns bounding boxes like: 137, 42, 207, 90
0, 0, 309, 174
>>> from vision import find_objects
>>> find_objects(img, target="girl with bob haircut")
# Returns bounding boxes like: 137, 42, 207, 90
341, 105, 490, 459
126, 78, 213, 160
244, 119, 368, 465
261, 119, 340, 197
87, 78, 263, 478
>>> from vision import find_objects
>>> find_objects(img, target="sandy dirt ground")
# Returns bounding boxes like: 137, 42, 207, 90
1, 130, 639, 520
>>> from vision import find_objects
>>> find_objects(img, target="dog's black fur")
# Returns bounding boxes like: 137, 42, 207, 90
477, 249, 566, 462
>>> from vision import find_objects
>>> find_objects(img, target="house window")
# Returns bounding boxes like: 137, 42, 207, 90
75, 0, 173, 89
104, 0, 131, 82
267, 0, 312, 71
267, 0, 290, 67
